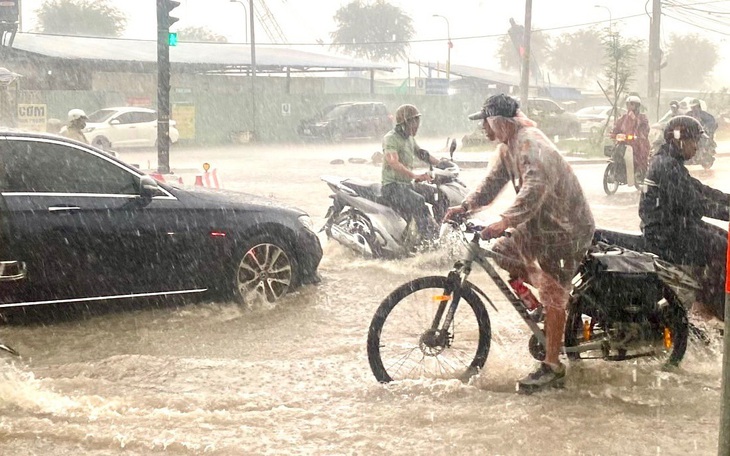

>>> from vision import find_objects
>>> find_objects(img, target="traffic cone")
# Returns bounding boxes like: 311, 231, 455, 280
194, 175, 204, 187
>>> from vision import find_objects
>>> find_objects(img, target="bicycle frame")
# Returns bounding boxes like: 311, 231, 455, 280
435, 224, 600, 356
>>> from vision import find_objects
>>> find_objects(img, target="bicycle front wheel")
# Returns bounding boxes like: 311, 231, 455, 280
367, 276, 491, 383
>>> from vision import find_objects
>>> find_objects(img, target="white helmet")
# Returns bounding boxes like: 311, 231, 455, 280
67, 108, 87, 122
625, 95, 642, 105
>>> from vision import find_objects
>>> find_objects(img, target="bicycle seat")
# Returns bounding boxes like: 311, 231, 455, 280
341, 178, 382, 202
593, 228, 647, 252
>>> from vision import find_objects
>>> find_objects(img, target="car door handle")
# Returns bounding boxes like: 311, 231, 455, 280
0, 261, 26, 282
48, 205, 81, 213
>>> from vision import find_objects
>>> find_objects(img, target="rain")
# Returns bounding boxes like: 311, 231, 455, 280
0, 0, 730, 454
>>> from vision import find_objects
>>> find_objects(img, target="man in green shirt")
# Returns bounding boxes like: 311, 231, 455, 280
381, 104, 441, 242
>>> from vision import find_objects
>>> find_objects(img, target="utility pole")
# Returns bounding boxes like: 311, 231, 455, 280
647, 0, 661, 119
519, 0, 532, 111
156, 0, 179, 174
249, 0, 256, 141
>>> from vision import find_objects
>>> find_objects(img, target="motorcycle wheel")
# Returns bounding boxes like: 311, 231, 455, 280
327, 210, 381, 258
603, 163, 619, 195
367, 276, 491, 383
564, 287, 689, 366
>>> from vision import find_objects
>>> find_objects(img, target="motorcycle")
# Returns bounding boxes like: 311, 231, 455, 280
649, 120, 716, 169
366, 220, 700, 387
321, 139, 468, 259
603, 133, 645, 195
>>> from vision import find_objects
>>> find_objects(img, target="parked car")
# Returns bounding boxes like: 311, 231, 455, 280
84, 107, 180, 151
297, 102, 393, 141
575, 105, 627, 135
0, 131, 322, 313
525, 98, 581, 139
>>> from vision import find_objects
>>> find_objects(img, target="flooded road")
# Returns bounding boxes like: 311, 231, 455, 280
1, 139, 728, 455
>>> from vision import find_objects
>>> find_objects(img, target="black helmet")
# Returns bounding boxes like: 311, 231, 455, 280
663, 115, 705, 142
468, 93, 519, 120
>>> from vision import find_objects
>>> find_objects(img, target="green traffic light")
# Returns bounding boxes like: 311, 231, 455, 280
168, 32, 178, 46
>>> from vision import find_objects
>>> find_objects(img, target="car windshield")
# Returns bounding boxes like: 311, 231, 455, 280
87, 109, 117, 123
324, 105, 351, 120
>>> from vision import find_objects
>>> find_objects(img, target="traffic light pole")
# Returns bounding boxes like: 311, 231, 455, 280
156, 22, 171, 174
156, 0, 179, 174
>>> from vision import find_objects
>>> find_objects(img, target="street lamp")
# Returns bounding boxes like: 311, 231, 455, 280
229, 0, 248, 43
594, 4, 612, 35
432, 14, 451, 81
230, 0, 256, 141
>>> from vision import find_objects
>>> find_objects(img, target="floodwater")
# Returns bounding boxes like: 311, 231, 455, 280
0, 139, 728, 455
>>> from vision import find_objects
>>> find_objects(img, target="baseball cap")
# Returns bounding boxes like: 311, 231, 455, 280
468, 93, 520, 120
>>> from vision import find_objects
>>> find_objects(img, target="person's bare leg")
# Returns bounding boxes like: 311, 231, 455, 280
537, 271, 569, 367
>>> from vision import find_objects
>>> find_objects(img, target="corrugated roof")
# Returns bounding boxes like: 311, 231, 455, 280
9, 33, 397, 72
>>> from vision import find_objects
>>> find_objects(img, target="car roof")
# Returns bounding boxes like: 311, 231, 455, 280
95, 107, 157, 113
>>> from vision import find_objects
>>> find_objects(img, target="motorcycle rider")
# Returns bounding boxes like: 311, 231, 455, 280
611, 95, 650, 175
60, 108, 89, 144
640, 115, 729, 321
687, 98, 718, 139
445, 94, 595, 393
381, 104, 441, 244
658, 100, 680, 124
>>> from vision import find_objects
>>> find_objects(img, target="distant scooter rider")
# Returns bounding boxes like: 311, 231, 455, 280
640, 115, 729, 321
60, 108, 89, 144
658, 100, 680, 124
611, 95, 650, 175
687, 98, 717, 140
381, 104, 441, 242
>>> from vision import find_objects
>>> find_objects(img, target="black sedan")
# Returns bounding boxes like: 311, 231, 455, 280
0, 131, 322, 312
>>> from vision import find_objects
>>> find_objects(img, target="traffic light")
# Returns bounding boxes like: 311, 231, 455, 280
168, 32, 178, 47
156, 0, 180, 30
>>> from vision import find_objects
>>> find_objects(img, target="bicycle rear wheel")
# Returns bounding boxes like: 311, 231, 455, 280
367, 276, 491, 383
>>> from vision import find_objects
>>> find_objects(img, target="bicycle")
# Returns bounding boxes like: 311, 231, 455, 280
366, 219, 689, 384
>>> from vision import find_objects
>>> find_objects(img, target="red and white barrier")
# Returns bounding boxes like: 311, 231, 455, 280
194, 168, 221, 189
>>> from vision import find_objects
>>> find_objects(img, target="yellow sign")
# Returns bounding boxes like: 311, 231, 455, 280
172, 104, 195, 140
17, 104, 47, 132
202, 162, 210, 172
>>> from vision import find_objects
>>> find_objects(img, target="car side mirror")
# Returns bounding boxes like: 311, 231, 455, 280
139, 175, 161, 200
110, 119, 120, 125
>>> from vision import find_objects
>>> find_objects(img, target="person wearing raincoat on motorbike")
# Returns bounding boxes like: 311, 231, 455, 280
640, 115, 729, 321
611, 95, 651, 175
445, 94, 595, 393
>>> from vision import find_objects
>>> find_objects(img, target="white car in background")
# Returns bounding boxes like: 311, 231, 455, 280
575, 105, 627, 135
84, 107, 179, 151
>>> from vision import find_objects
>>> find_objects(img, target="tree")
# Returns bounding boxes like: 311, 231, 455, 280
330, 0, 414, 62
596, 33, 644, 135
662, 33, 718, 89
547, 28, 604, 86
178, 26, 228, 43
36, 0, 126, 37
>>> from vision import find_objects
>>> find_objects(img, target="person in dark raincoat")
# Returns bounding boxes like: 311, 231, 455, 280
446, 94, 595, 393
640, 115, 729, 321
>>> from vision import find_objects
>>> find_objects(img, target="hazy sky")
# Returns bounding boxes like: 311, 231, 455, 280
17, 0, 730, 87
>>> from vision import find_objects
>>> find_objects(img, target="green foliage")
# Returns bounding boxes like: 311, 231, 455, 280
496, 31, 550, 72
663, 34, 718, 89
548, 28, 604, 86
178, 26, 228, 43
330, 0, 414, 62
36, 0, 126, 37
599, 33, 644, 112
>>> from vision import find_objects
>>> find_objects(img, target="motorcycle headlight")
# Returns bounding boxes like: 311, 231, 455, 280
298, 215, 314, 232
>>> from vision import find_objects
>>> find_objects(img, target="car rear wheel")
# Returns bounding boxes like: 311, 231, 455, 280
233, 235, 297, 304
